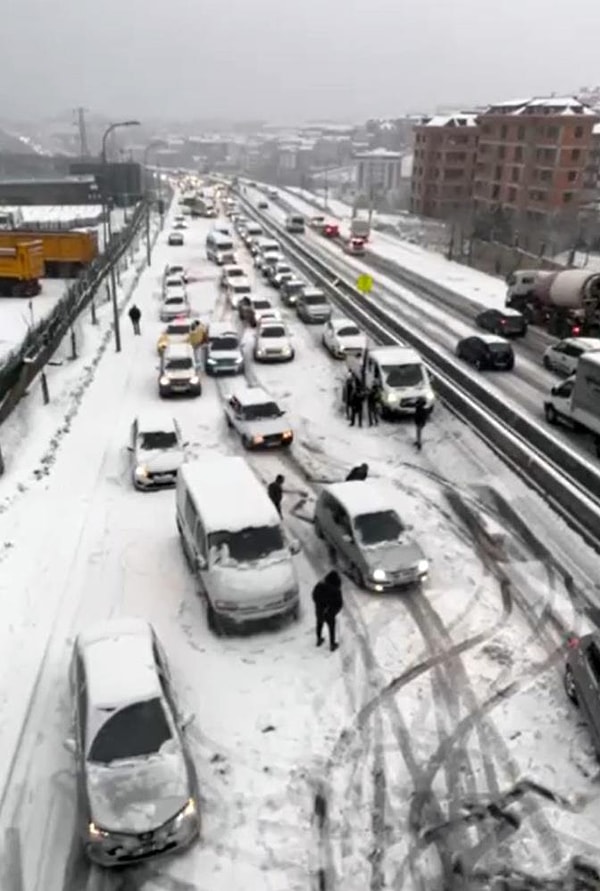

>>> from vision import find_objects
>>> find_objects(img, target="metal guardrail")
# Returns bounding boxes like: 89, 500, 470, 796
237, 194, 600, 549
0, 201, 149, 425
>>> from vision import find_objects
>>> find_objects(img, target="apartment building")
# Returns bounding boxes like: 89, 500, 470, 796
410, 114, 478, 218
472, 97, 598, 227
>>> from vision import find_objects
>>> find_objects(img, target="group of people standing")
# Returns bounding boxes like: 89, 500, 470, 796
343, 372, 429, 451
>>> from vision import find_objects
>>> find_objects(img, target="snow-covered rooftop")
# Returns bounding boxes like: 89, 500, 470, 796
485, 96, 597, 117
79, 619, 160, 708
180, 457, 280, 530
422, 114, 478, 128
325, 480, 400, 518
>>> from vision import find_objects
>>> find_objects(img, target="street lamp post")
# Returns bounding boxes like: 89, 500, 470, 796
101, 120, 140, 353
143, 140, 167, 266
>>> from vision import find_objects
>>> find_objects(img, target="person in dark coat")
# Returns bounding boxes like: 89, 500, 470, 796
343, 373, 355, 420
414, 398, 429, 450
128, 304, 141, 335
367, 383, 381, 427
346, 463, 368, 481
312, 569, 343, 651
349, 383, 365, 428
267, 474, 285, 516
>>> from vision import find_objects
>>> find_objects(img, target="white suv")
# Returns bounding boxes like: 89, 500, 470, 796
129, 412, 185, 489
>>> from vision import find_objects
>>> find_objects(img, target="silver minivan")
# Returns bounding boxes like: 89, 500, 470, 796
176, 457, 300, 632
314, 481, 428, 590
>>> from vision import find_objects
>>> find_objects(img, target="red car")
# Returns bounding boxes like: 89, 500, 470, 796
345, 237, 366, 255
322, 222, 339, 238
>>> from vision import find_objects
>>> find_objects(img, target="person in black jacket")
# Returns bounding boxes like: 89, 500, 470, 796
349, 383, 365, 427
414, 398, 429, 450
128, 304, 141, 335
267, 474, 285, 516
367, 383, 381, 427
312, 570, 343, 651
343, 373, 355, 420
346, 463, 368, 481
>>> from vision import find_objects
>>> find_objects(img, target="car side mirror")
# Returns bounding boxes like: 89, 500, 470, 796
550, 386, 557, 395
180, 712, 195, 730
63, 737, 76, 755
127, 445, 133, 452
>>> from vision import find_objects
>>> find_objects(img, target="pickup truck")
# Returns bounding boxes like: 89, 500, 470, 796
544, 352, 600, 454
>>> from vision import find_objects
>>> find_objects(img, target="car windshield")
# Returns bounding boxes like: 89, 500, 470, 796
241, 401, 281, 420
253, 300, 271, 310
488, 342, 512, 353
260, 326, 286, 338
338, 326, 360, 338
167, 325, 189, 336
381, 363, 423, 387
227, 268, 244, 278
88, 698, 172, 764
167, 267, 183, 275
304, 294, 326, 305
140, 430, 177, 450
166, 279, 182, 287
276, 266, 291, 275
166, 357, 193, 370
354, 510, 404, 546
233, 284, 250, 293
211, 335, 239, 351
208, 525, 285, 565
165, 297, 184, 306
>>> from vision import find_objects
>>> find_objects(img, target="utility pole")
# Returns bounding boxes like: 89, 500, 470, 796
76, 107, 89, 157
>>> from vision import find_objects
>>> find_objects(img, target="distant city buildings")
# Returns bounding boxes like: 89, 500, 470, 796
411, 114, 478, 218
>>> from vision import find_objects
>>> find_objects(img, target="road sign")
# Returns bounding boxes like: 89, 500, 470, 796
356, 273, 373, 294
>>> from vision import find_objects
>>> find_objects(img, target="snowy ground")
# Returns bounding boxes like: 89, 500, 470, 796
1, 197, 600, 891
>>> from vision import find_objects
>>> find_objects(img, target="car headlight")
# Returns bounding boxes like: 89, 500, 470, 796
386, 392, 399, 404
214, 600, 239, 610
160, 375, 170, 386
190, 375, 200, 385
253, 435, 264, 445
135, 465, 148, 478
281, 346, 292, 355
256, 348, 266, 357
234, 356, 243, 364
372, 568, 387, 582
88, 821, 109, 840
282, 430, 293, 439
172, 797, 197, 828
417, 559, 429, 575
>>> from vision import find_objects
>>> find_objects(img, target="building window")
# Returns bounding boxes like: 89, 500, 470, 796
508, 187, 517, 202
568, 170, 578, 182
492, 184, 500, 199
575, 126, 584, 138
494, 165, 502, 180
482, 124, 492, 135
547, 126, 559, 140
517, 126, 525, 140
563, 192, 573, 203
512, 167, 519, 182
572, 148, 581, 161
539, 169, 552, 182
501, 124, 507, 138
498, 145, 506, 159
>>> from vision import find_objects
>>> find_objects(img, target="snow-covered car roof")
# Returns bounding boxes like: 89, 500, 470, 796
77, 619, 161, 709
163, 290, 187, 302
257, 321, 289, 337
331, 317, 361, 333
557, 337, 600, 350
135, 411, 178, 433
475, 334, 510, 346
169, 231, 183, 238
369, 345, 421, 365
324, 480, 401, 520
230, 384, 277, 407
229, 277, 251, 289
208, 321, 238, 337
302, 287, 326, 298
164, 342, 195, 360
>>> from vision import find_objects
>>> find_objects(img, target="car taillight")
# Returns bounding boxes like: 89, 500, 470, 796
567, 636, 580, 649
500, 319, 506, 325
572, 326, 581, 336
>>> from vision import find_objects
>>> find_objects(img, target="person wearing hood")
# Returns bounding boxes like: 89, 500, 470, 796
128, 303, 141, 335
346, 463, 368, 481
414, 398, 429, 451
312, 570, 343, 651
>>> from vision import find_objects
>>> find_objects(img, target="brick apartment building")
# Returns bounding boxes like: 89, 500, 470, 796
472, 97, 598, 232
410, 114, 478, 218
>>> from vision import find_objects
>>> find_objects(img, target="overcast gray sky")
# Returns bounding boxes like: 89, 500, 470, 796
1, 0, 599, 122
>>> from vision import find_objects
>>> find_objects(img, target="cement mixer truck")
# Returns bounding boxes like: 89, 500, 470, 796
506, 268, 600, 337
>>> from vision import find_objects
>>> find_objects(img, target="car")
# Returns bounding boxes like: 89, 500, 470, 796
322, 318, 367, 359
455, 335, 514, 371
204, 323, 244, 375
174, 220, 188, 230
266, 188, 278, 198
167, 231, 184, 246
565, 632, 600, 757
322, 222, 340, 238
174, 214, 185, 223
257, 200, 269, 210
309, 215, 326, 230
542, 337, 600, 375
240, 295, 273, 326
164, 263, 187, 283
224, 385, 293, 449
66, 618, 199, 866
160, 288, 191, 322
159, 343, 201, 397
157, 319, 205, 354
296, 288, 332, 324
313, 481, 429, 590
475, 307, 527, 338
163, 273, 186, 296
280, 278, 305, 307
260, 253, 281, 278
253, 320, 294, 363
266, 262, 293, 287
129, 412, 185, 489
226, 277, 252, 310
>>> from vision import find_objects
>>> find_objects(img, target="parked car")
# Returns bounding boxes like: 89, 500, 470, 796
257, 200, 269, 209
280, 278, 305, 307
322, 318, 367, 359
455, 335, 514, 370
542, 337, 600, 375
224, 385, 293, 449
314, 481, 429, 590
296, 288, 332, 324
160, 289, 190, 322
565, 632, 600, 758
129, 412, 185, 490
168, 231, 184, 246
475, 307, 527, 337
66, 618, 199, 866
159, 343, 201, 397
253, 320, 294, 363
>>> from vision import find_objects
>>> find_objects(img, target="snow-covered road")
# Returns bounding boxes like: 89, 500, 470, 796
1, 195, 600, 891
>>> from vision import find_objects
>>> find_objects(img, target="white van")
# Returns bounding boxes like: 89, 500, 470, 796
206, 230, 235, 265
347, 345, 435, 417
176, 457, 300, 632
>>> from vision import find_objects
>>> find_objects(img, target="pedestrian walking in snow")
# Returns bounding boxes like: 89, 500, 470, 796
349, 384, 365, 428
128, 304, 141, 335
346, 463, 368, 481
267, 474, 285, 517
367, 383, 381, 427
414, 398, 429, 451
312, 570, 343, 651
343, 373, 355, 420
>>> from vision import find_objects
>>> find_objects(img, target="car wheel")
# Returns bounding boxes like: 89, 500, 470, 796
543, 355, 552, 371
225, 415, 233, 428
351, 563, 365, 588
544, 403, 558, 424
206, 602, 223, 636
289, 350, 295, 361
564, 666, 579, 705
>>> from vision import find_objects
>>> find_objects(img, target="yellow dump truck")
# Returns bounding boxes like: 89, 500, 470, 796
0, 240, 44, 296
0, 229, 98, 277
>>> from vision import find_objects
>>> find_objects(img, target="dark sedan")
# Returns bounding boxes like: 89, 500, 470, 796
565, 632, 600, 757
476, 307, 527, 338
456, 335, 514, 371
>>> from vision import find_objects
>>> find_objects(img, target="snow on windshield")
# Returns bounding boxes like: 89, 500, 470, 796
88, 698, 172, 764
381, 363, 423, 388
140, 431, 177, 450
242, 402, 281, 420
208, 526, 285, 565
355, 510, 404, 546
